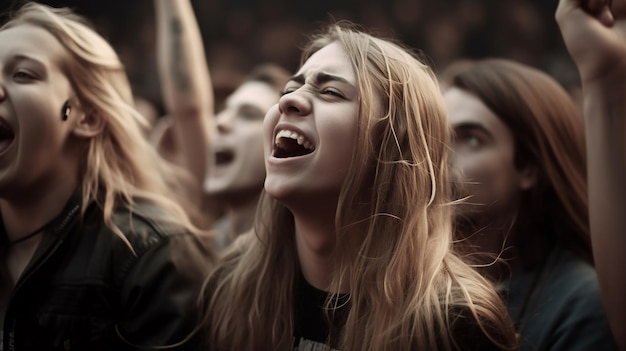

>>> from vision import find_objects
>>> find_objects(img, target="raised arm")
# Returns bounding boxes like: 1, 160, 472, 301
154, 0, 214, 195
556, 1, 626, 348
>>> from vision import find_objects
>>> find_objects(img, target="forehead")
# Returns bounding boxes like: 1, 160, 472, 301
226, 81, 279, 109
444, 87, 509, 133
297, 42, 355, 83
0, 24, 67, 68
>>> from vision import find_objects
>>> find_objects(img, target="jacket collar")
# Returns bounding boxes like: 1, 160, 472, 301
1, 190, 82, 240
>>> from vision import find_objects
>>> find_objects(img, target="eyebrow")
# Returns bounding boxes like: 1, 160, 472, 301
5, 54, 47, 72
10, 54, 45, 66
452, 121, 494, 138
287, 72, 352, 86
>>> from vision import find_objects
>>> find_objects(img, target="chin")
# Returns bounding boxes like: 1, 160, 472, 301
263, 183, 291, 202
204, 180, 235, 197
264, 178, 305, 204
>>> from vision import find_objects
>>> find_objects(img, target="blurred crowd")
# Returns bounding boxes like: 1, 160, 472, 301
1, 0, 624, 349
1, 0, 579, 113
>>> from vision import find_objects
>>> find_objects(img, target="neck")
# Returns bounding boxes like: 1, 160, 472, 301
289, 198, 344, 293
1, 173, 78, 243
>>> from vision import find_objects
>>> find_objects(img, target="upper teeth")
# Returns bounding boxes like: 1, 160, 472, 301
275, 129, 314, 150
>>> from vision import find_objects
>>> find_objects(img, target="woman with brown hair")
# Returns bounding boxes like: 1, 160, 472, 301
203, 23, 517, 351
444, 58, 617, 350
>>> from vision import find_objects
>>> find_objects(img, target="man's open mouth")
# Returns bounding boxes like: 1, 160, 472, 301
215, 149, 234, 165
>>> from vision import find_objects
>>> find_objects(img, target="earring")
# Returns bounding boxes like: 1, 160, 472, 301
61, 100, 71, 121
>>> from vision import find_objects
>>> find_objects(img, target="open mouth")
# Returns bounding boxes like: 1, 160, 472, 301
215, 149, 234, 165
273, 129, 315, 159
0, 118, 15, 151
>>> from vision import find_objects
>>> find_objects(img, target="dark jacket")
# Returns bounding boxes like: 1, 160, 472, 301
1, 193, 214, 350
507, 247, 617, 351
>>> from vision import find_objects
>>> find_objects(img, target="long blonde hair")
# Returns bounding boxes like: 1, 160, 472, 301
206, 23, 516, 350
2, 3, 202, 240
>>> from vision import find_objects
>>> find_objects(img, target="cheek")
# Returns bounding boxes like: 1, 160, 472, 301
18, 108, 60, 149
322, 128, 356, 174
453, 149, 513, 195
320, 106, 358, 158
17, 95, 53, 122
456, 156, 494, 183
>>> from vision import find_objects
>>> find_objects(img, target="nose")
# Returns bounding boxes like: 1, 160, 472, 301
215, 110, 233, 134
0, 81, 5, 102
278, 90, 311, 116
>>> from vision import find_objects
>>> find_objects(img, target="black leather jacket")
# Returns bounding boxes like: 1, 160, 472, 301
1, 193, 214, 350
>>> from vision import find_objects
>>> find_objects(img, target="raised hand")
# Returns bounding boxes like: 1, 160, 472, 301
556, 1, 626, 349
556, 0, 626, 84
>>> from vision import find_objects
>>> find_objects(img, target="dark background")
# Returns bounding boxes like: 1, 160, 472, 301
0, 0, 579, 113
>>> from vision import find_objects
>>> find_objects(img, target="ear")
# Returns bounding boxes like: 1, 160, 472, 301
518, 164, 538, 191
72, 108, 105, 139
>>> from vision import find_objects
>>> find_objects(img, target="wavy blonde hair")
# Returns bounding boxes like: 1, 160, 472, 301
206, 23, 516, 350
2, 3, 203, 242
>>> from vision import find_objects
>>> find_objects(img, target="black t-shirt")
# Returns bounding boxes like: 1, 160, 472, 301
293, 275, 349, 350
291, 275, 512, 350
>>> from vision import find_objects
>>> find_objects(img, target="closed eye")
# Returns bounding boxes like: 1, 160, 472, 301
281, 85, 300, 96
281, 84, 346, 99
13, 70, 37, 81
321, 88, 344, 98
238, 105, 265, 121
